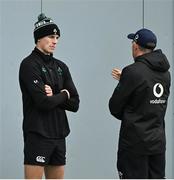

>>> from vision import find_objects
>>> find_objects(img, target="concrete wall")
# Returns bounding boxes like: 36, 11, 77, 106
0, 0, 173, 178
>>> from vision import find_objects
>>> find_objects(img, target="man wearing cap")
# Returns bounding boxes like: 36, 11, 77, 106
109, 28, 170, 179
19, 13, 79, 179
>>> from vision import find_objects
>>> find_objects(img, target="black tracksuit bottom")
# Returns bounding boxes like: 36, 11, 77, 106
117, 149, 165, 179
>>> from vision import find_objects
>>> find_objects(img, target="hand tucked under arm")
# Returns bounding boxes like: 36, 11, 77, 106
58, 66, 79, 112
45, 85, 70, 100
44, 85, 79, 112
45, 84, 53, 96
61, 89, 70, 99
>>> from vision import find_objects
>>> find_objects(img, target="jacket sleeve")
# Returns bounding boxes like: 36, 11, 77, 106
19, 60, 68, 110
59, 66, 80, 112
109, 66, 139, 120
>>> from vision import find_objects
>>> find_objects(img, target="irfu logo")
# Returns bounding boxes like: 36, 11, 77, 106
42, 67, 47, 73
57, 67, 63, 75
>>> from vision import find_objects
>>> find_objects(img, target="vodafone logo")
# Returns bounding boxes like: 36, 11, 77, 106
153, 83, 164, 98
150, 83, 166, 104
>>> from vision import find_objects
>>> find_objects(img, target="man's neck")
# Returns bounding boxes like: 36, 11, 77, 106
36, 46, 50, 55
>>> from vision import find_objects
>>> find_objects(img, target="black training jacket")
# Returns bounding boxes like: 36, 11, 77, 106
19, 48, 80, 139
109, 49, 171, 154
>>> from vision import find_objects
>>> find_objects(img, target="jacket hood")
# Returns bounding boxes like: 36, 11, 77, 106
135, 49, 170, 72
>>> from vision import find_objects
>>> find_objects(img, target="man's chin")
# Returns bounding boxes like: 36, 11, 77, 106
47, 49, 54, 54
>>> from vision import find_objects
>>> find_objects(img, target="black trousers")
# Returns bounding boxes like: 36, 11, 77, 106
117, 149, 165, 179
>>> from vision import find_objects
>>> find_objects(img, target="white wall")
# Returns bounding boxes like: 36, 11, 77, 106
0, 1, 2, 177
144, 0, 174, 177
0, 0, 173, 178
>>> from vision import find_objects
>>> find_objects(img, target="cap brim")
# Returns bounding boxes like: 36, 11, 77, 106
127, 33, 135, 39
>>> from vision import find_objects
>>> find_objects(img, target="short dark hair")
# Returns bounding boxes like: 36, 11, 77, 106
138, 44, 153, 53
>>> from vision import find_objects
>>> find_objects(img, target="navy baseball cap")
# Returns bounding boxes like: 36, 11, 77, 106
127, 28, 157, 49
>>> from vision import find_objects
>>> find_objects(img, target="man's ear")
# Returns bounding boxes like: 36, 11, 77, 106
135, 43, 139, 50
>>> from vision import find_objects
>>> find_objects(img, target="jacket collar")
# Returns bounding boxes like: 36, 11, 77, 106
33, 47, 53, 62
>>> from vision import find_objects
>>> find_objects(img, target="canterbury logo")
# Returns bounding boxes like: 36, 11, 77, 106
153, 83, 164, 98
33, 79, 39, 84
36, 156, 45, 163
